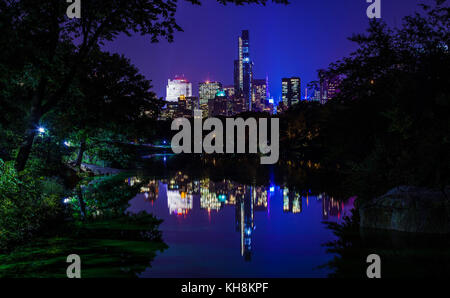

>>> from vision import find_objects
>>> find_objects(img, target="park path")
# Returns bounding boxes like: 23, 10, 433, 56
80, 163, 123, 175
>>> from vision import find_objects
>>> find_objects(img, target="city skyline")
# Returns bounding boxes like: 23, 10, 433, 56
2, 0, 447, 280
103, 0, 421, 100
163, 30, 276, 118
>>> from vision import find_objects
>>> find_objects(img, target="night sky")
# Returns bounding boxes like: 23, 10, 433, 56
104, 0, 423, 101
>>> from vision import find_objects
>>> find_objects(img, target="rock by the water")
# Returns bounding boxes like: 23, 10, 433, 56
360, 186, 450, 234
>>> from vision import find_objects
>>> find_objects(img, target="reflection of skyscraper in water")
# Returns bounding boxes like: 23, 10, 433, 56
321, 194, 343, 220
167, 172, 194, 215
235, 186, 254, 261
200, 178, 223, 211
282, 188, 302, 214
127, 177, 159, 203
167, 189, 193, 215
253, 186, 268, 212
140, 180, 159, 203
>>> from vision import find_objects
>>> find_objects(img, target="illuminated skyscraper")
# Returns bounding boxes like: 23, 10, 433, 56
177, 95, 198, 118
234, 30, 253, 111
252, 78, 268, 112
281, 77, 301, 108
223, 85, 235, 99
235, 187, 254, 262
199, 81, 222, 117
233, 60, 240, 96
166, 77, 192, 102
210, 90, 228, 117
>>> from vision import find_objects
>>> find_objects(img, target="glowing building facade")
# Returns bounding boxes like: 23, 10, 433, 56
223, 85, 235, 99
234, 30, 253, 111
252, 78, 268, 112
166, 78, 192, 102
210, 90, 229, 117
281, 77, 301, 108
199, 81, 222, 117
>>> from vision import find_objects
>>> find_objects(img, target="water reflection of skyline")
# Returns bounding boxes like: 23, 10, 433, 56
127, 172, 352, 261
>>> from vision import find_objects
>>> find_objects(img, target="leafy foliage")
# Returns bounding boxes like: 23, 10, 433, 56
281, 1, 450, 198
0, 159, 65, 251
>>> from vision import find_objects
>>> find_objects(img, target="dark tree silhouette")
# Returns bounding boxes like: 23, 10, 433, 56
0, 0, 288, 171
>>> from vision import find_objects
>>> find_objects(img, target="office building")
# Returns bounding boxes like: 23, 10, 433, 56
320, 74, 342, 104
166, 77, 192, 102
223, 85, 235, 99
252, 78, 268, 112
199, 81, 222, 117
177, 95, 199, 118
281, 77, 301, 108
210, 90, 228, 117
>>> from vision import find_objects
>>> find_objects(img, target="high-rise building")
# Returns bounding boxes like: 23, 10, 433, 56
223, 85, 235, 99
166, 77, 192, 102
177, 95, 199, 118
252, 78, 268, 112
199, 81, 222, 117
231, 96, 246, 115
312, 90, 321, 102
233, 60, 240, 97
160, 101, 178, 120
281, 77, 301, 108
210, 90, 228, 117
234, 30, 253, 111
319, 74, 342, 104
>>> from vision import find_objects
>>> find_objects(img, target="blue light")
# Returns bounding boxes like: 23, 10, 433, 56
218, 194, 227, 202
37, 127, 46, 133
64, 141, 70, 147
269, 186, 275, 192
163, 156, 167, 161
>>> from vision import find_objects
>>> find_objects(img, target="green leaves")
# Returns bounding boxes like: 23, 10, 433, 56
0, 159, 65, 251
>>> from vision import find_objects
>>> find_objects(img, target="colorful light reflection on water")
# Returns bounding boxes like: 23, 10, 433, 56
127, 173, 354, 277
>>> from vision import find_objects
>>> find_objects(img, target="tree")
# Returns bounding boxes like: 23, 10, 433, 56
0, 0, 289, 171
319, 0, 449, 194
51, 49, 163, 168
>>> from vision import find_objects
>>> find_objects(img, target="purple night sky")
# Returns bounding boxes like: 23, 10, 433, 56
103, 0, 423, 100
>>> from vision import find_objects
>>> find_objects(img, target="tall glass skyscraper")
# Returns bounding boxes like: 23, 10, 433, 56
281, 77, 301, 108
199, 81, 222, 117
234, 30, 253, 111
252, 78, 268, 112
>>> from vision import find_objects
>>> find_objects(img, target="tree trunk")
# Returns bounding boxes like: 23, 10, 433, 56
77, 186, 86, 220
75, 138, 86, 168
15, 128, 37, 172
15, 101, 43, 172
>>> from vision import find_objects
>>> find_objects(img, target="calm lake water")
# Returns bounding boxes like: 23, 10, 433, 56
126, 172, 355, 278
